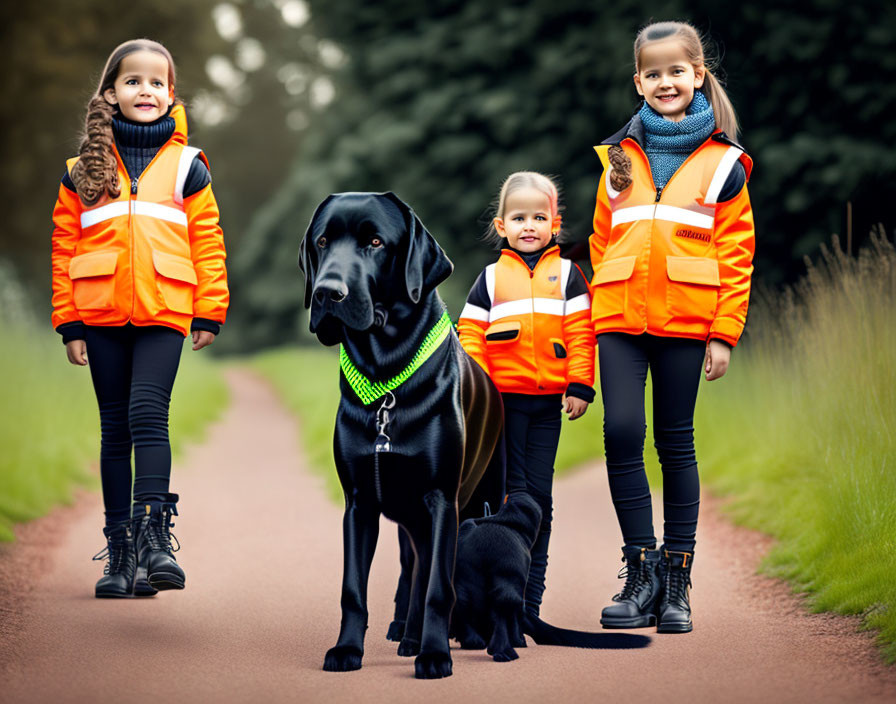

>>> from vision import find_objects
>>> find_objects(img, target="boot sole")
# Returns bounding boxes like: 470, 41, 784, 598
600, 613, 657, 629
148, 573, 185, 591
134, 580, 158, 597
95, 591, 133, 599
657, 621, 692, 633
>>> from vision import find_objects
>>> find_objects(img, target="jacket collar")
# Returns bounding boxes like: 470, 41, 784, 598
501, 243, 559, 270
169, 104, 188, 146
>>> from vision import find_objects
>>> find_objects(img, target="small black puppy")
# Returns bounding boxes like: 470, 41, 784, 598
453, 492, 542, 662
453, 492, 654, 659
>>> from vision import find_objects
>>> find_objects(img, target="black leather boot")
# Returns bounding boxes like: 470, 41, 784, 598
133, 493, 185, 591
93, 523, 136, 598
657, 548, 694, 633
600, 545, 662, 628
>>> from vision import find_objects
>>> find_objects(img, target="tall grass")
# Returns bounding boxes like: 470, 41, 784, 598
693, 230, 896, 660
0, 308, 229, 541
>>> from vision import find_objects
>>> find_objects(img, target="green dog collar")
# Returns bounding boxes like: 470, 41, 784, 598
339, 312, 453, 405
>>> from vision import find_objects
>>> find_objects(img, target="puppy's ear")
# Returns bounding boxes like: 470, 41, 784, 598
382, 192, 454, 304
298, 195, 336, 309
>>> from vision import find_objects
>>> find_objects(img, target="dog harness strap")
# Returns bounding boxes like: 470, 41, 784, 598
339, 312, 453, 405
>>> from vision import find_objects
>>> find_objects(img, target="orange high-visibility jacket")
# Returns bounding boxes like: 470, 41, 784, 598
590, 130, 754, 347
51, 105, 228, 337
458, 246, 595, 396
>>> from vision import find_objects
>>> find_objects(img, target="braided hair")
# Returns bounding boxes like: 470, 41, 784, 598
607, 145, 633, 192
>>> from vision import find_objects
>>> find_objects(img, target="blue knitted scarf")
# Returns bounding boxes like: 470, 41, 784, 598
639, 90, 715, 190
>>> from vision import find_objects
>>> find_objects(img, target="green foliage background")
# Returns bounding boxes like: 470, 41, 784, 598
228, 0, 896, 349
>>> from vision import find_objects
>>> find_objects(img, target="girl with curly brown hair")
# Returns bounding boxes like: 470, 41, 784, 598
50, 39, 229, 598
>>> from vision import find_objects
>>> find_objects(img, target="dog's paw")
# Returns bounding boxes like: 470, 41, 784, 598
415, 651, 453, 679
458, 633, 487, 650
323, 645, 363, 672
386, 620, 406, 642
397, 637, 420, 657
491, 646, 519, 663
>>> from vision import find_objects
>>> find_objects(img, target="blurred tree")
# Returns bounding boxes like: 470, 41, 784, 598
230, 0, 896, 350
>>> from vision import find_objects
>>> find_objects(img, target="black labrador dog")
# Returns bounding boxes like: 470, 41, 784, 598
452, 491, 653, 660
299, 192, 505, 679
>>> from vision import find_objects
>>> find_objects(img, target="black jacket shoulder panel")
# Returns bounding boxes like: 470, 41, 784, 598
711, 131, 746, 150
465, 270, 491, 310
61, 168, 76, 193
565, 263, 590, 299
717, 161, 747, 203
182, 156, 212, 199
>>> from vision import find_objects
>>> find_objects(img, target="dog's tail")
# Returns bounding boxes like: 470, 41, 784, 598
522, 613, 651, 650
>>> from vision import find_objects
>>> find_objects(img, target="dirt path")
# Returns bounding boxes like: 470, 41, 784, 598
2, 367, 895, 703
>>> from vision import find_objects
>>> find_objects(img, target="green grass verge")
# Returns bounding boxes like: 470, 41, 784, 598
0, 315, 228, 541
251, 346, 342, 502
690, 231, 896, 661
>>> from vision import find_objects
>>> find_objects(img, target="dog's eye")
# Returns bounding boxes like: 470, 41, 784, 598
370, 238, 383, 248
317, 237, 327, 248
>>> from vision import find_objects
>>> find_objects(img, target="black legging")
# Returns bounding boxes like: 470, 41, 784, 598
84, 324, 184, 524
598, 332, 704, 553
502, 392, 562, 614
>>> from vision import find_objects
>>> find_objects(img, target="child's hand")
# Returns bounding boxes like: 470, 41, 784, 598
563, 395, 588, 420
704, 339, 731, 381
192, 330, 216, 351
65, 340, 88, 366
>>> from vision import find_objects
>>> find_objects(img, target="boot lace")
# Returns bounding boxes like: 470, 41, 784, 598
615, 558, 652, 601
92, 534, 129, 575
142, 510, 180, 555
663, 564, 692, 608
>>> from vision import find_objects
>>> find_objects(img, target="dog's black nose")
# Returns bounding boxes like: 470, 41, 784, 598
314, 280, 349, 304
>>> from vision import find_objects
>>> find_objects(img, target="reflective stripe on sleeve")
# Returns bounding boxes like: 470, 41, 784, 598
459, 303, 490, 322
174, 146, 201, 205
565, 293, 590, 315
560, 258, 571, 293
704, 147, 744, 205
605, 169, 621, 199
485, 263, 496, 306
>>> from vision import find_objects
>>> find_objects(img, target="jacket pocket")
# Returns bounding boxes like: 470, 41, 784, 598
592, 255, 637, 321
69, 250, 118, 310
152, 250, 197, 315
485, 320, 520, 343
665, 256, 720, 324
551, 339, 567, 359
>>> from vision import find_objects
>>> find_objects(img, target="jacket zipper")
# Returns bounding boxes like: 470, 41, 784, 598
111, 136, 176, 322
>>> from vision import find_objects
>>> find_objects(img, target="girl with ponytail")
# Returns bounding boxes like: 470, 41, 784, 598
589, 21, 755, 633
50, 39, 229, 599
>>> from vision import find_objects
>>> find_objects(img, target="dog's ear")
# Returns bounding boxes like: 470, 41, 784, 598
298, 195, 336, 309
382, 192, 454, 304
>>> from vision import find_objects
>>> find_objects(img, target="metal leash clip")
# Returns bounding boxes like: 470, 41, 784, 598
374, 391, 396, 453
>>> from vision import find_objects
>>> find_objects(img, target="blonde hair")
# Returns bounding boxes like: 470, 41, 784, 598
634, 21, 739, 137
486, 171, 562, 246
